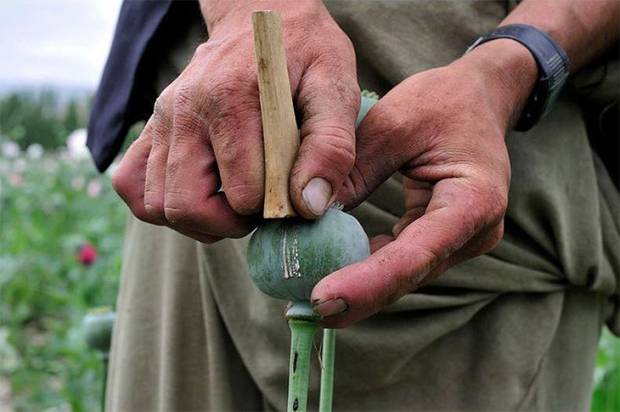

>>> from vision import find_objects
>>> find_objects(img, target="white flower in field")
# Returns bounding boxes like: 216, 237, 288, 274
106, 160, 120, 177
66, 129, 89, 159
71, 176, 86, 191
87, 178, 102, 198
26, 143, 44, 159
1, 141, 20, 158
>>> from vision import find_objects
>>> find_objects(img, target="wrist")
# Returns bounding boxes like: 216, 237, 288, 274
453, 39, 537, 129
201, 0, 325, 34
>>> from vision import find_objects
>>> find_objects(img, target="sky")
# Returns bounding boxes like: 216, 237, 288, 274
0, 0, 123, 90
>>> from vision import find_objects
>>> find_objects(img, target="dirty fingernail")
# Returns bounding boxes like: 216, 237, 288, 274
302, 177, 332, 216
313, 298, 348, 317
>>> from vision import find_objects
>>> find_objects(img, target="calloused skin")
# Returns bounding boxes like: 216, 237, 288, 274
112, 0, 619, 328
113, 0, 360, 243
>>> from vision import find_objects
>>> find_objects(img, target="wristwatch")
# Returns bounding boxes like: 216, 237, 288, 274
467, 24, 570, 131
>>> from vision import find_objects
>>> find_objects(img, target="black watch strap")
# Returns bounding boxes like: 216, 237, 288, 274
467, 24, 570, 131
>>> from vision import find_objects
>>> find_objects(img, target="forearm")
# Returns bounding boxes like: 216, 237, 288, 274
455, 0, 619, 128
199, 0, 324, 33
502, 0, 620, 72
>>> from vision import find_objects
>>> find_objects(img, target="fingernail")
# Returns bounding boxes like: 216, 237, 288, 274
302, 177, 332, 216
313, 298, 348, 317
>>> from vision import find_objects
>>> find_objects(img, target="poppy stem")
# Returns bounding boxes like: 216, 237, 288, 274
319, 328, 335, 412
287, 319, 318, 412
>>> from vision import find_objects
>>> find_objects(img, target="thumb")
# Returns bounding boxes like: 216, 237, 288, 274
289, 72, 360, 218
311, 180, 489, 328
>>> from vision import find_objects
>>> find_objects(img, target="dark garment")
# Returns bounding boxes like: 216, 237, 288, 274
87, 0, 201, 172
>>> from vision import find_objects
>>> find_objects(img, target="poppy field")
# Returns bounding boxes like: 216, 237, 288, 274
0, 145, 125, 411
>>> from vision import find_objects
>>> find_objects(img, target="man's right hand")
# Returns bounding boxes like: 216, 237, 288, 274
112, 1, 360, 243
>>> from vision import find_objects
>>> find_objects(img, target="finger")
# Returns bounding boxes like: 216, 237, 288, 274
393, 178, 433, 236
369, 234, 394, 253
312, 178, 504, 328
111, 132, 152, 222
143, 90, 174, 225
403, 178, 433, 210
289, 68, 360, 218
202, 74, 265, 215
338, 88, 421, 209
426, 220, 504, 280
174, 226, 222, 245
163, 88, 256, 238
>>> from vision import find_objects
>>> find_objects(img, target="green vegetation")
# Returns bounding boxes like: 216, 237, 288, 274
592, 330, 620, 412
0, 90, 90, 149
0, 152, 125, 411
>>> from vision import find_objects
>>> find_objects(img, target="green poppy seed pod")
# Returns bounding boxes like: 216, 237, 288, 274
82, 309, 116, 353
247, 208, 370, 303
247, 94, 376, 319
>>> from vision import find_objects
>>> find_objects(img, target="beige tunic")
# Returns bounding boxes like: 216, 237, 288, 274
105, 1, 619, 411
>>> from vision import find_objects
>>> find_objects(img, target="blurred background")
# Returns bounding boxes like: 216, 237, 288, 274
0, 1, 618, 411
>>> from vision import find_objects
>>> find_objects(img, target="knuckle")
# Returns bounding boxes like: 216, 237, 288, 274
205, 75, 259, 127
143, 194, 165, 222
112, 170, 151, 222
171, 84, 208, 139
414, 247, 442, 278
173, 82, 203, 118
152, 85, 174, 123
173, 81, 197, 109
340, 34, 356, 60
193, 42, 213, 60
173, 109, 206, 139
316, 125, 356, 167
484, 222, 505, 253
483, 184, 508, 225
344, 164, 372, 208
315, 35, 356, 69
225, 182, 263, 215
458, 180, 507, 234
163, 199, 191, 226
163, 188, 196, 226
111, 167, 130, 199
204, 75, 261, 163
144, 204, 165, 223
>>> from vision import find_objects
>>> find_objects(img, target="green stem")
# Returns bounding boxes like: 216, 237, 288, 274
319, 328, 335, 412
101, 352, 109, 412
287, 319, 319, 412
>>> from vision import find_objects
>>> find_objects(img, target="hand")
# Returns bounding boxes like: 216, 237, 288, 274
112, 1, 360, 243
311, 40, 537, 327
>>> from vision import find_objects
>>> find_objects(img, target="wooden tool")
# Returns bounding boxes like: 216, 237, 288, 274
252, 10, 300, 219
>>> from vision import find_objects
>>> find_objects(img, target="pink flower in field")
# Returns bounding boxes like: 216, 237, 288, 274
87, 179, 102, 198
76, 242, 97, 266
8, 172, 23, 187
